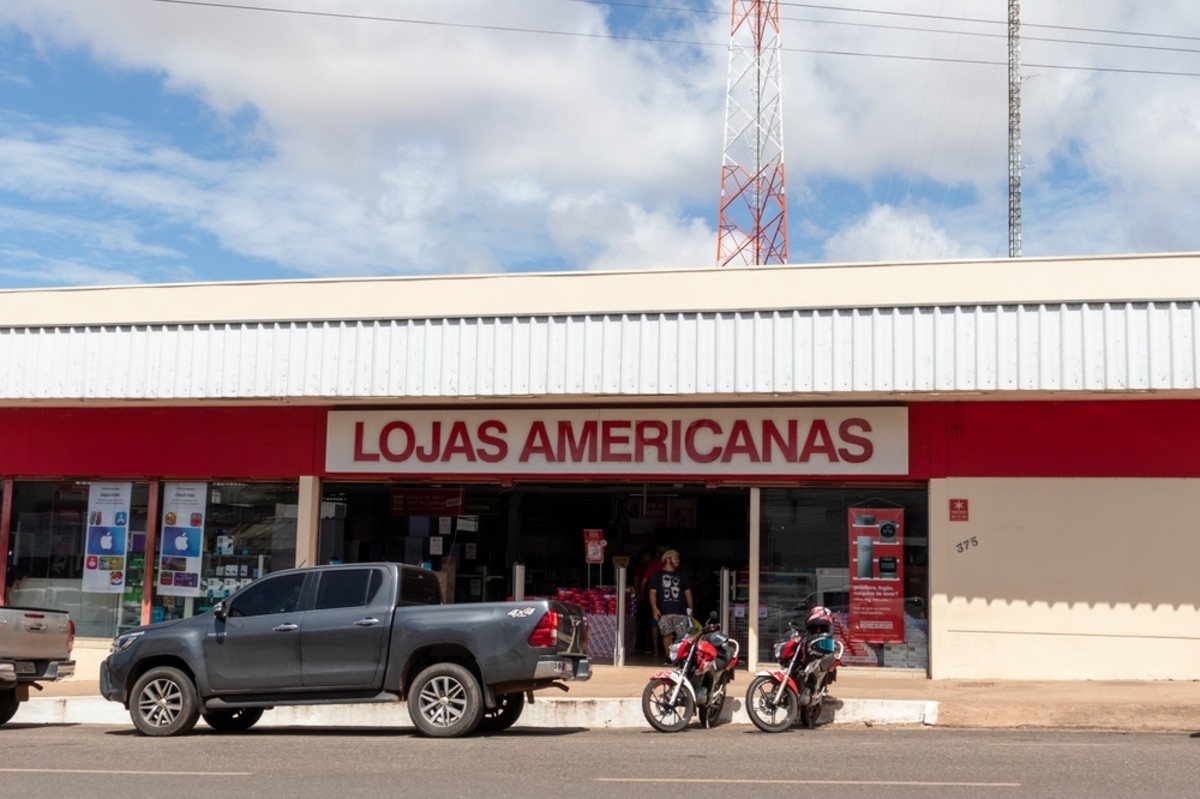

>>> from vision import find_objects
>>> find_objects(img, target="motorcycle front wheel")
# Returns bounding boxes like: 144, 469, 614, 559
745, 675, 798, 733
641, 677, 695, 732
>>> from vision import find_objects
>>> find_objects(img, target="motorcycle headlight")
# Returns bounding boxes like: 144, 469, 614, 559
668, 641, 683, 661
109, 630, 144, 655
773, 641, 785, 660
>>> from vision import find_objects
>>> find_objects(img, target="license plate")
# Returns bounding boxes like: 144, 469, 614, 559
13, 661, 35, 675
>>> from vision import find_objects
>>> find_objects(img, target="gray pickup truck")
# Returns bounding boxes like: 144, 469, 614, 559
1, 605, 77, 727
100, 562, 590, 737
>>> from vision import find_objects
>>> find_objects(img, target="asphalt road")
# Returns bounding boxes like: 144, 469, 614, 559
2, 723, 1198, 799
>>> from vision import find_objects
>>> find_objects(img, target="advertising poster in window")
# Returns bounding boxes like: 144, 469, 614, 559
847, 507, 905, 643
82, 482, 132, 593
158, 482, 207, 597
583, 528, 605, 564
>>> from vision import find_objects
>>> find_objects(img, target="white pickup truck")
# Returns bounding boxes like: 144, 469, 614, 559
0, 604, 76, 726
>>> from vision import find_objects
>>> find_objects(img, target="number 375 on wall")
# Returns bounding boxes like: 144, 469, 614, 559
955, 537, 979, 554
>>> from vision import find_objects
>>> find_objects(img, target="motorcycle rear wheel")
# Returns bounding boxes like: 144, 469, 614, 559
801, 677, 831, 728
641, 677, 695, 732
745, 675, 798, 733
800, 697, 823, 729
701, 682, 727, 729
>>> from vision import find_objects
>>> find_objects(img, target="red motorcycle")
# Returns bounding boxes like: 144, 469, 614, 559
745, 606, 844, 732
641, 612, 740, 731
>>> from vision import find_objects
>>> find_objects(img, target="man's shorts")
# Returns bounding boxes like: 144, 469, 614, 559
658, 613, 690, 639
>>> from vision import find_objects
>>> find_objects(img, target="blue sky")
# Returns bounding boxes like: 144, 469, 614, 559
1, 0, 1199, 288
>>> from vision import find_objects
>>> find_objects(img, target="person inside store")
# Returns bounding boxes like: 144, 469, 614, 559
634, 548, 662, 659
648, 549, 693, 665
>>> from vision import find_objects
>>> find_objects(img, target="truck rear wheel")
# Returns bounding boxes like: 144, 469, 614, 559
407, 662, 483, 738
476, 692, 525, 732
0, 689, 19, 726
202, 707, 265, 732
130, 666, 200, 737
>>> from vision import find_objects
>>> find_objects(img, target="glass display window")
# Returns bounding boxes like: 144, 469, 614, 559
755, 487, 928, 669
6, 481, 150, 639
152, 481, 299, 624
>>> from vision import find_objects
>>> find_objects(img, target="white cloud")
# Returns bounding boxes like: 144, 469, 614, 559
1, 1, 1199, 286
0, 0, 727, 279
784, 1, 1200, 254
0, 247, 154, 287
546, 192, 714, 271
823, 204, 984, 263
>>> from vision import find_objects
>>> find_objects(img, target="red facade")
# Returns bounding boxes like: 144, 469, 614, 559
2, 400, 1198, 480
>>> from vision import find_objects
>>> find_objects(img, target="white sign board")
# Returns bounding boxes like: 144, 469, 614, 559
326, 407, 908, 477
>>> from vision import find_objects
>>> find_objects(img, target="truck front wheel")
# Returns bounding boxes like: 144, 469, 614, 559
130, 666, 200, 737
0, 688, 19, 726
407, 662, 483, 738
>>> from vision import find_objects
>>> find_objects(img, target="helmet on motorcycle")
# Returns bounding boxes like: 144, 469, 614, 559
805, 605, 834, 631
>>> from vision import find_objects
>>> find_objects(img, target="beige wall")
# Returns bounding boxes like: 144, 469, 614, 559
5, 252, 1200, 327
928, 478, 1200, 680
70, 639, 110, 683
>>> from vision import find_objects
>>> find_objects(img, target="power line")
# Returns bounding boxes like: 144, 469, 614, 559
778, 1, 1200, 44
574, 0, 1200, 56
782, 16, 1200, 58
148, 0, 1200, 78
570, 0, 1200, 45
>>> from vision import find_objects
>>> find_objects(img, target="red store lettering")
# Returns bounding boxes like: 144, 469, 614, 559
353, 420, 508, 463
516, 417, 876, 465
351, 416, 874, 466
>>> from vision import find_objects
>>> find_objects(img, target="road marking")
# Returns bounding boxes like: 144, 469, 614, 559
0, 768, 251, 776
596, 778, 1019, 787
984, 741, 1117, 747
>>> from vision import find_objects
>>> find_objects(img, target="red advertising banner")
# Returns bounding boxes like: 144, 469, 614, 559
847, 508, 905, 643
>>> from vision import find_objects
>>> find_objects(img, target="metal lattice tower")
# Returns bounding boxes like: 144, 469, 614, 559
717, 0, 788, 266
1008, 0, 1022, 257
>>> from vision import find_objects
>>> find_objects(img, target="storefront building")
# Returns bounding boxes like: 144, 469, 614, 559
2, 254, 1199, 683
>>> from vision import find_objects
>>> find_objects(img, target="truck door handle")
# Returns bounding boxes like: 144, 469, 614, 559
272, 623, 299, 632
353, 617, 380, 626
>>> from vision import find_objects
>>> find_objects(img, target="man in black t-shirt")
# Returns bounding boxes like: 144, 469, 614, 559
648, 549, 693, 661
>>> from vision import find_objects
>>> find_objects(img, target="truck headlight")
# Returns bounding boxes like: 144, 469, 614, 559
110, 631, 144, 654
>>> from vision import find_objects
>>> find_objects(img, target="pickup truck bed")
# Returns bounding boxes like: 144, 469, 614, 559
1, 605, 77, 726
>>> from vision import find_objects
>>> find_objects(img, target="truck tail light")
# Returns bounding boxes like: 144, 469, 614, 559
67, 618, 76, 655
527, 610, 558, 648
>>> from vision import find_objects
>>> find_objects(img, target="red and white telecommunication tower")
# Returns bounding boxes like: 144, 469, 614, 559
717, 0, 788, 266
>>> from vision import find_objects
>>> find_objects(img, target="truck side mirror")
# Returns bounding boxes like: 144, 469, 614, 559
212, 600, 227, 621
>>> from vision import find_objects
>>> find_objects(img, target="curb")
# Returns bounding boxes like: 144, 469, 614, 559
15, 694, 935, 730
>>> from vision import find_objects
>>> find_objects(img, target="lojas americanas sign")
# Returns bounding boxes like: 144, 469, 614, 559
325, 407, 908, 478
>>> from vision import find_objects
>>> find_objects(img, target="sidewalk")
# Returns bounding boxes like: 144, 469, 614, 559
18, 658, 1200, 733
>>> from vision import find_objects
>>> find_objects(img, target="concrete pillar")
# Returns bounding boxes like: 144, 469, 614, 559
296, 475, 321, 568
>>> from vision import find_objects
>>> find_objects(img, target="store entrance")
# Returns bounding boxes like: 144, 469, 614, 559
319, 481, 748, 664
318, 482, 751, 610
317, 481, 930, 671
